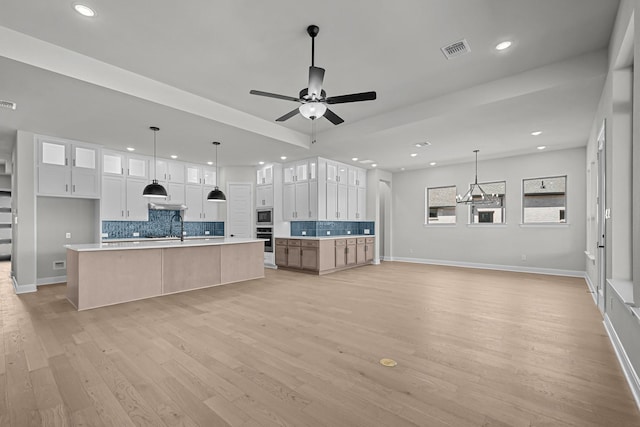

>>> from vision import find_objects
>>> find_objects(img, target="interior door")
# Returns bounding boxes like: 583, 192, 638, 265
227, 182, 252, 238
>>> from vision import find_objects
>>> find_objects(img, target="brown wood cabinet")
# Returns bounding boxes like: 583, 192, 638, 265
276, 236, 375, 275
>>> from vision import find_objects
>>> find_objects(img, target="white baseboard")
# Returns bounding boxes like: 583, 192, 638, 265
37, 275, 67, 286
389, 256, 585, 278
584, 273, 598, 304
604, 314, 640, 411
12, 275, 36, 294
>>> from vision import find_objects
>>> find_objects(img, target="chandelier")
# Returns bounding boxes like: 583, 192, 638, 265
456, 150, 500, 205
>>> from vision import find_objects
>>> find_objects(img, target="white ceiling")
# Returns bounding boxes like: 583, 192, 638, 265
0, 0, 619, 170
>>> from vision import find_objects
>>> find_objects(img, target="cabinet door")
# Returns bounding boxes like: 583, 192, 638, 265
301, 247, 318, 270
348, 168, 358, 187
128, 156, 148, 179
335, 241, 346, 267
275, 245, 288, 266
256, 185, 273, 207
326, 182, 337, 221
103, 151, 125, 176
38, 166, 71, 195
295, 182, 309, 219
167, 162, 185, 183
356, 242, 366, 264
203, 168, 217, 186
186, 165, 201, 185
337, 185, 348, 220
283, 183, 296, 220
308, 159, 317, 181
347, 186, 358, 220
357, 168, 367, 188
202, 186, 219, 221
336, 163, 348, 184
308, 181, 318, 220
283, 163, 296, 184
287, 246, 301, 268
40, 140, 68, 166
155, 159, 168, 181
326, 162, 338, 183
167, 183, 185, 204
365, 241, 374, 262
263, 165, 274, 184
357, 187, 366, 220
125, 179, 149, 221
184, 185, 203, 221
72, 146, 100, 197
295, 162, 308, 182
101, 176, 126, 220
346, 242, 357, 265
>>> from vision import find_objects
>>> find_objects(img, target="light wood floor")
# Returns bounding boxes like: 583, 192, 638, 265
1, 261, 639, 426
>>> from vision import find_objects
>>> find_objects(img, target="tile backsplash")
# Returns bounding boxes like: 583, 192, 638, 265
102, 210, 224, 239
290, 221, 375, 237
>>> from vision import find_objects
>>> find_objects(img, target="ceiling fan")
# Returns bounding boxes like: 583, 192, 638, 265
249, 25, 376, 126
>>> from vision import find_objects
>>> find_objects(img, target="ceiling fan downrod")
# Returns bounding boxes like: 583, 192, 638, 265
307, 25, 319, 67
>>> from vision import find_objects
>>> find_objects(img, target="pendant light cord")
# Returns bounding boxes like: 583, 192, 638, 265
153, 130, 157, 180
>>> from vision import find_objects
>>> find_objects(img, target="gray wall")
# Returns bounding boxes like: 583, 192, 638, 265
391, 147, 586, 273
36, 197, 98, 281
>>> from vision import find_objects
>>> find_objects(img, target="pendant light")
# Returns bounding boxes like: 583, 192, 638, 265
456, 149, 498, 205
207, 141, 226, 202
142, 126, 168, 198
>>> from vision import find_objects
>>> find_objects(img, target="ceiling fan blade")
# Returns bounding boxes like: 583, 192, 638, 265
275, 108, 300, 122
308, 66, 325, 99
250, 90, 300, 102
323, 108, 344, 125
326, 91, 377, 105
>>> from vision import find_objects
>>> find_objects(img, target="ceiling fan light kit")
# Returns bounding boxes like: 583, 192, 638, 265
250, 25, 376, 127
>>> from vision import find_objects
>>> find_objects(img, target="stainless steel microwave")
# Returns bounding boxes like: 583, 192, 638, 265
256, 208, 273, 225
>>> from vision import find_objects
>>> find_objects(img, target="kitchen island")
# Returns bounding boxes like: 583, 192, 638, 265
66, 237, 264, 310
275, 235, 375, 274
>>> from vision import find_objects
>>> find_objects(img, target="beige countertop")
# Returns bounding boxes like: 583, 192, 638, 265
67, 237, 265, 252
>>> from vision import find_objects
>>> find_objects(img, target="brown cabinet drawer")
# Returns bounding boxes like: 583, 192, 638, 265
302, 240, 319, 248
346, 238, 356, 245
356, 238, 365, 244
275, 238, 288, 246
335, 239, 346, 246
365, 237, 375, 243
288, 239, 301, 246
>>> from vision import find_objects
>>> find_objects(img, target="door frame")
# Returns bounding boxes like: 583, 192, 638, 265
226, 182, 253, 238
596, 120, 606, 313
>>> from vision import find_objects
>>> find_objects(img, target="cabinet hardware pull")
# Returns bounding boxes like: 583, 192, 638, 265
73, 159, 76, 167
121, 210, 124, 217
73, 185, 75, 192
65, 184, 68, 192
127, 210, 130, 217
121, 167, 123, 175
65, 158, 68, 166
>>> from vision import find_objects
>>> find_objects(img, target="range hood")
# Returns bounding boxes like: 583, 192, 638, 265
147, 202, 188, 211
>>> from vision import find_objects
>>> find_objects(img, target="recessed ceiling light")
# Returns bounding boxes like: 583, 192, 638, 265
400, 167, 405, 171
0, 100, 17, 110
73, 4, 96, 17
410, 153, 418, 157
531, 131, 542, 136
207, 161, 213, 165
170, 155, 178, 159
371, 164, 377, 168
415, 142, 431, 148
126, 147, 135, 152
537, 146, 546, 150
351, 157, 358, 161
495, 41, 512, 51
280, 156, 287, 160
430, 162, 437, 166
258, 161, 265, 165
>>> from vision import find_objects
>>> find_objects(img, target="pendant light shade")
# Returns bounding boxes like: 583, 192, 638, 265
207, 141, 226, 202
143, 126, 168, 198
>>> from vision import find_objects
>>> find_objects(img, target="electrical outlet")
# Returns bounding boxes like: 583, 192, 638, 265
364, 229, 370, 234
409, 248, 413, 254
133, 232, 140, 237
65, 232, 71, 239
101, 233, 108, 238
347, 230, 351, 235
302, 231, 307, 236
326, 231, 331, 235
204, 230, 210, 235
183, 231, 187, 235
521, 254, 527, 261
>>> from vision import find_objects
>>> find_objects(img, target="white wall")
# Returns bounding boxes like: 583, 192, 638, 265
391, 147, 586, 274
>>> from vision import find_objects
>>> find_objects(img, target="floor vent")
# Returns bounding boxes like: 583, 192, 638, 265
0, 100, 17, 110
441, 39, 471, 59
53, 260, 66, 270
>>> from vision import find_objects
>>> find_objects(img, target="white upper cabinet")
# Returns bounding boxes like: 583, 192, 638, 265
155, 160, 184, 183
101, 175, 126, 220
256, 185, 273, 207
127, 155, 149, 179
103, 151, 124, 176
186, 165, 201, 185
283, 160, 315, 183
256, 164, 273, 185
37, 136, 100, 198
203, 168, 217, 186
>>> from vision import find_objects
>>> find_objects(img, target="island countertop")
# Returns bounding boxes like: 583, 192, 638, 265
274, 235, 375, 240
66, 237, 266, 252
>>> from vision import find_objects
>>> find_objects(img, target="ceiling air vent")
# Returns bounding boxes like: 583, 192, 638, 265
0, 100, 16, 110
441, 39, 471, 59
